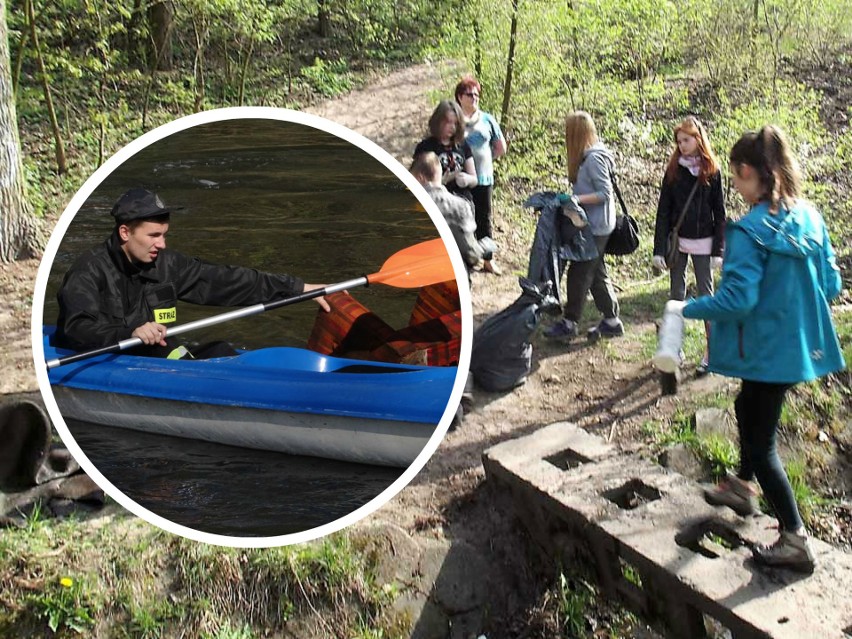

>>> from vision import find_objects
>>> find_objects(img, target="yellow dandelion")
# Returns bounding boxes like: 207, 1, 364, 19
60, 577, 73, 588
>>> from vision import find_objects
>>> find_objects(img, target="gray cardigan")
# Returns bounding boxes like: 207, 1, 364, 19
424, 184, 485, 268
574, 143, 616, 236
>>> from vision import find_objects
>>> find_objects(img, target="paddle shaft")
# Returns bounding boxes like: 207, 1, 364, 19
45, 276, 367, 370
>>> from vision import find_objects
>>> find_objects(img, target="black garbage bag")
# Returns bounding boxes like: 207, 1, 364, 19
471, 278, 560, 392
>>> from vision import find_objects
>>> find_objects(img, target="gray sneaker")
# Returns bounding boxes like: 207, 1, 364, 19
753, 530, 816, 574
545, 319, 578, 341
704, 474, 759, 516
595, 318, 624, 338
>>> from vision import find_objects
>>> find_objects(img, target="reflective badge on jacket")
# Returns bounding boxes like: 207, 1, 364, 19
154, 307, 177, 324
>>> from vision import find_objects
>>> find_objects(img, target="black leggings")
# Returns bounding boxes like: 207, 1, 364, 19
472, 184, 493, 240
734, 380, 803, 532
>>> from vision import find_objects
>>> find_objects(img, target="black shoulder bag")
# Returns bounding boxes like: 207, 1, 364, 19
604, 172, 640, 256
664, 179, 700, 269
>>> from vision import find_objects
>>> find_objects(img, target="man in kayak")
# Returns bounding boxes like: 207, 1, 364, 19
54, 188, 329, 359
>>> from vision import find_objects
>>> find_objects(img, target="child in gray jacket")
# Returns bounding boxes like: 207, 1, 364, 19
411, 152, 490, 272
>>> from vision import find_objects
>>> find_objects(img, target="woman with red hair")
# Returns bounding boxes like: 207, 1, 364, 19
653, 116, 726, 373
455, 75, 506, 274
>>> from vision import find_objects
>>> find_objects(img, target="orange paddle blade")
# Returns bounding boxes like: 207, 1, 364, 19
368, 238, 455, 288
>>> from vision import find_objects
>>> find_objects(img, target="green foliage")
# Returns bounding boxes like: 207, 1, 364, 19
620, 561, 642, 588
784, 458, 832, 525
29, 576, 95, 634
0, 517, 403, 637
300, 57, 353, 96
648, 404, 739, 479
556, 573, 594, 638
713, 80, 826, 170
696, 433, 740, 478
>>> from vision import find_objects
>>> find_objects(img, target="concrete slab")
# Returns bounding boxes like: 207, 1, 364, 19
483, 421, 852, 639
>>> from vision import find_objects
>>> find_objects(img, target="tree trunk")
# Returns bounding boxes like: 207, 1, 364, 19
191, 17, 207, 111
473, 18, 482, 79
12, 27, 28, 97
317, 0, 330, 37
0, 0, 43, 262
238, 39, 254, 106
126, 0, 146, 69
148, 1, 173, 71
500, 0, 520, 127
26, 0, 66, 175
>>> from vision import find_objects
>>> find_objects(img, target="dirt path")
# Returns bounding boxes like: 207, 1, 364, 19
0, 258, 40, 394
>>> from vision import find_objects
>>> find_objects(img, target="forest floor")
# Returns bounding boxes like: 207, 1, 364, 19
3, 58, 852, 636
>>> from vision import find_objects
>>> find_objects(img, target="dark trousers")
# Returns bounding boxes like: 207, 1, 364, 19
472, 184, 493, 240
735, 380, 803, 532
562, 234, 619, 322
669, 251, 713, 301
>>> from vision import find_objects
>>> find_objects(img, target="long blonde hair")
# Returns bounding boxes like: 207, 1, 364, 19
565, 112, 599, 183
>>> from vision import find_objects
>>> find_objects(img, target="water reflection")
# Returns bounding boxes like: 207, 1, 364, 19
70, 420, 400, 537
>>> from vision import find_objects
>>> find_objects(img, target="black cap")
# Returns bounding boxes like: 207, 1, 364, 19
110, 188, 181, 223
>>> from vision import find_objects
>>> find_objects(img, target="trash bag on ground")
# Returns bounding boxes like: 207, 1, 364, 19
471, 278, 560, 392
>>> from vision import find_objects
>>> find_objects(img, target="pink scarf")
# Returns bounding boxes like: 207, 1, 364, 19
678, 155, 701, 177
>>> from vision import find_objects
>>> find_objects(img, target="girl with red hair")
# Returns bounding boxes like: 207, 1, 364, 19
653, 116, 726, 373
454, 75, 506, 274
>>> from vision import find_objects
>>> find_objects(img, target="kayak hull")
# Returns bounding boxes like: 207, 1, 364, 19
53, 387, 433, 467
44, 329, 456, 468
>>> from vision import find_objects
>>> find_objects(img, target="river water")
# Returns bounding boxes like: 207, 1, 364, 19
42, 118, 446, 538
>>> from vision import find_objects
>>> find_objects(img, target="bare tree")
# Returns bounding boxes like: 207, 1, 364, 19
148, 1, 174, 70
0, 0, 43, 262
317, 0, 330, 37
25, 0, 66, 174
500, 0, 520, 128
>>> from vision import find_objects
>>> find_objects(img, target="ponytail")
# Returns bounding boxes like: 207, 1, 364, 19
730, 125, 801, 213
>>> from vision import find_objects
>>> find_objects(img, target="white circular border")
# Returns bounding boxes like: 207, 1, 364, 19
31, 106, 473, 548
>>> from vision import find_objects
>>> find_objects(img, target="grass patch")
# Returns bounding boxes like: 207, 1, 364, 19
645, 399, 738, 480
784, 458, 835, 526
0, 518, 406, 638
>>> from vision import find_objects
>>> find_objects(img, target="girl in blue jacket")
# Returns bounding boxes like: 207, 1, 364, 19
675, 125, 844, 574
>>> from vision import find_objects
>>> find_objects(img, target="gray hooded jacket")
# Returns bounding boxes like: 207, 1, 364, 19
574, 143, 616, 236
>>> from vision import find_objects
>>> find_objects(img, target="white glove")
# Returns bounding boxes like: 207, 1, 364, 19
652, 255, 667, 271
455, 171, 477, 188
711, 256, 723, 270
664, 299, 686, 317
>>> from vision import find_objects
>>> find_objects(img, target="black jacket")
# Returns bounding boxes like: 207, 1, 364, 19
55, 230, 304, 352
653, 166, 726, 257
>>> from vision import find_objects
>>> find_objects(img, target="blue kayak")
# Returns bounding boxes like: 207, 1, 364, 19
44, 327, 457, 467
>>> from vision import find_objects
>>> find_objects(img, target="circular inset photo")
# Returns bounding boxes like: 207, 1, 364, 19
32, 108, 470, 545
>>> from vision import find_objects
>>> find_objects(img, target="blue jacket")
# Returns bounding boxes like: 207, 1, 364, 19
683, 200, 844, 383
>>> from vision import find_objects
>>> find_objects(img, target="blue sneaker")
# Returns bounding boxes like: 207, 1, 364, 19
544, 319, 577, 340
595, 318, 624, 338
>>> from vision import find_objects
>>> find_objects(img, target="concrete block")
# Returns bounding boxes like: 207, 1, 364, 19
659, 443, 705, 480
483, 421, 852, 639
695, 407, 735, 439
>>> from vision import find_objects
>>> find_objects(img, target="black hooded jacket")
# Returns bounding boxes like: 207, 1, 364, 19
54, 230, 304, 352
653, 166, 726, 257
